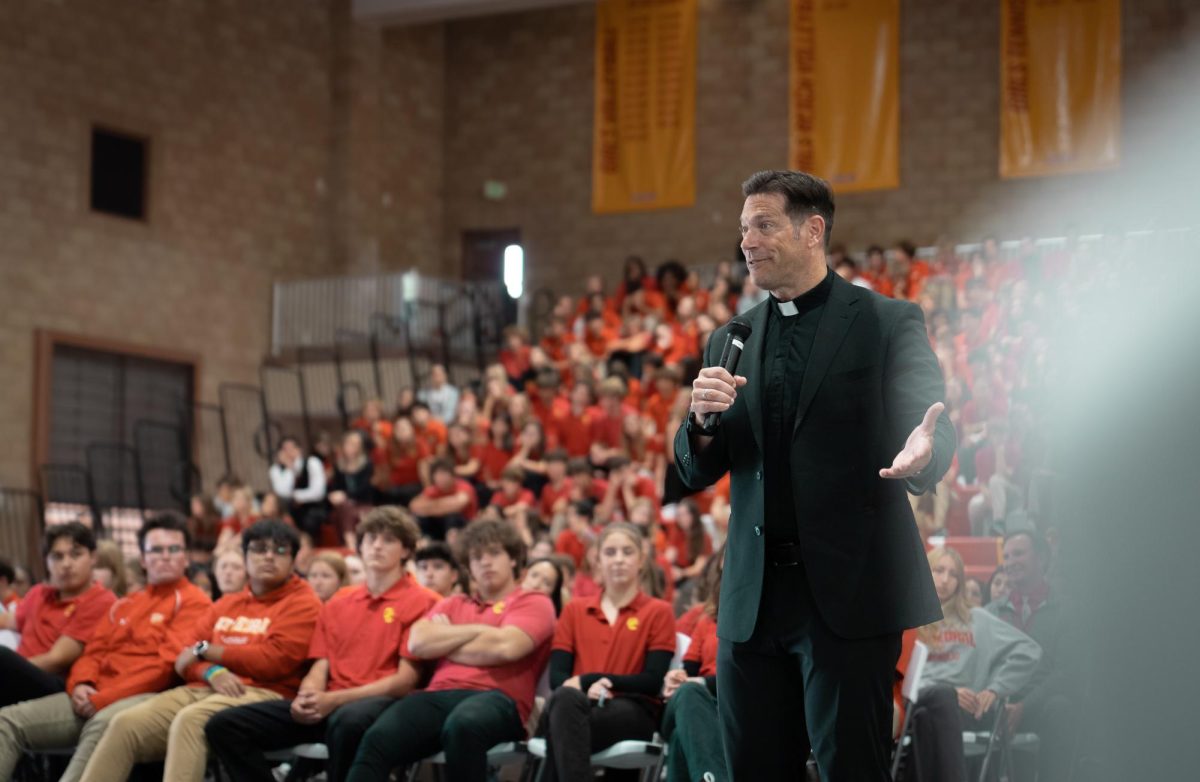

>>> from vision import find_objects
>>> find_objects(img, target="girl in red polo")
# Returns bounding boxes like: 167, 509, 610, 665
540, 523, 676, 781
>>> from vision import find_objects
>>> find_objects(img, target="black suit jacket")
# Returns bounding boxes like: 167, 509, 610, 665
674, 274, 952, 641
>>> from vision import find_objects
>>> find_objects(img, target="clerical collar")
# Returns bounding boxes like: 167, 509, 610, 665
773, 268, 834, 317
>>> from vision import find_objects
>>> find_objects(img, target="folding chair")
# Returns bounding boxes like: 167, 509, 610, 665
404, 741, 530, 782
259, 742, 329, 782
963, 702, 1040, 782
891, 639, 930, 780
526, 736, 666, 782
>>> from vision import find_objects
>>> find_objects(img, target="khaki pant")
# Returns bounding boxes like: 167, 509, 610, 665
78, 684, 281, 782
0, 691, 154, 782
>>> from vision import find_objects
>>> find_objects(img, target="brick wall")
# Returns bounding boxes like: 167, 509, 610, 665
437, 0, 1200, 295
0, 0, 344, 488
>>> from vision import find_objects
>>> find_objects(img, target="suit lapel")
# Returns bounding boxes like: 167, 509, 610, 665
794, 276, 860, 434
740, 300, 770, 455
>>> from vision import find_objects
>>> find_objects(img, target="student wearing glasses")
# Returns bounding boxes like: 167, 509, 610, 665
78, 520, 321, 782
0, 513, 211, 782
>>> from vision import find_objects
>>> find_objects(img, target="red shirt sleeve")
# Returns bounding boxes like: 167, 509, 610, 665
61, 587, 117, 645
646, 601, 677, 653
503, 591, 556, 648
307, 605, 332, 661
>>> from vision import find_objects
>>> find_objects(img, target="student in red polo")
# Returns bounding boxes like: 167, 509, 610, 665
540, 522, 676, 782
347, 519, 556, 782
539, 449, 574, 519
0, 522, 115, 708
554, 500, 596, 571
205, 506, 439, 782
489, 466, 536, 518
410, 458, 479, 544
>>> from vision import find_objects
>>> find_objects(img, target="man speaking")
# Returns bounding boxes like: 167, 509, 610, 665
674, 170, 954, 780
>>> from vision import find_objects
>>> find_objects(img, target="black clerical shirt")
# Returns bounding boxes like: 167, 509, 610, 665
761, 268, 835, 544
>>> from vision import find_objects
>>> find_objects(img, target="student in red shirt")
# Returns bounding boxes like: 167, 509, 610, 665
0, 513, 211, 782
206, 507, 439, 782
540, 523, 677, 781
664, 499, 713, 590
0, 522, 116, 707
347, 519, 556, 782
410, 458, 479, 544
0, 558, 19, 612
554, 500, 596, 571
661, 544, 727, 782
373, 416, 429, 506
78, 520, 322, 782
411, 401, 449, 455
490, 466, 537, 518
553, 382, 598, 458
539, 449, 574, 519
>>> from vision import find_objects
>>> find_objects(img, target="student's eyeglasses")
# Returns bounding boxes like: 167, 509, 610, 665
144, 544, 185, 557
247, 542, 292, 557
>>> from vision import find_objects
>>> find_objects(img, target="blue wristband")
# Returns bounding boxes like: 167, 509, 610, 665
202, 665, 227, 682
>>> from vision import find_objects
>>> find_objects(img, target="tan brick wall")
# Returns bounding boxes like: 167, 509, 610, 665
0, 0, 343, 488
437, 0, 1200, 295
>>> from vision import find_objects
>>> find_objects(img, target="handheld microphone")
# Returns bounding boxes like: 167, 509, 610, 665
702, 316, 753, 431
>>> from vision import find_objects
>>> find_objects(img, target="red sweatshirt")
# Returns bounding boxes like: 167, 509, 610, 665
67, 578, 212, 711
180, 575, 321, 697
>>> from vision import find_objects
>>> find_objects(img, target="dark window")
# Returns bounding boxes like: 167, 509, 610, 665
90, 127, 148, 220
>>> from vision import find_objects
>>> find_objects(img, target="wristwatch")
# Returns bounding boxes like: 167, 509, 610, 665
685, 412, 718, 438
192, 640, 210, 660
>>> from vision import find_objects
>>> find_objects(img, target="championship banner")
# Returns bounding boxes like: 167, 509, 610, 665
789, 0, 900, 192
592, 0, 696, 213
1000, 0, 1121, 178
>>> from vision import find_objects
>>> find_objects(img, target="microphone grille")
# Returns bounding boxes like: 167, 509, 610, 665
727, 316, 752, 340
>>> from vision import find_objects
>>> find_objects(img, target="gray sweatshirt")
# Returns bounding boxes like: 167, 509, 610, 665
919, 607, 1042, 698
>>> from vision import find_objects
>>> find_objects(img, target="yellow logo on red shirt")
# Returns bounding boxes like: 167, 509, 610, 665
64, 604, 76, 617
492, 601, 505, 615
626, 617, 639, 631
383, 607, 395, 624
150, 613, 165, 624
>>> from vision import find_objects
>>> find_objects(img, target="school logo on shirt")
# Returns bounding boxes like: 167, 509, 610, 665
492, 601, 505, 615
383, 607, 395, 624
214, 616, 272, 635
64, 604, 76, 617
150, 613, 165, 624
626, 617, 639, 632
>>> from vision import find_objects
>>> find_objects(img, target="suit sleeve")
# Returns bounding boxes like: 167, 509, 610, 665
672, 328, 734, 491
883, 303, 956, 495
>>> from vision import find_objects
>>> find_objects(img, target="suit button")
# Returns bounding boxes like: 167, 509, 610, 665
755, 470, 762, 480
753, 525, 762, 536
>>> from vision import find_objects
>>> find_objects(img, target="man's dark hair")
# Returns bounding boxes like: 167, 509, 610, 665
567, 458, 592, 477
356, 506, 421, 558
0, 558, 14, 583
137, 511, 192, 552
605, 455, 632, 471
1003, 529, 1051, 567
410, 400, 431, 414
242, 518, 302, 558
545, 448, 569, 465
741, 170, 836, 249
278, 436, 300, 452
894, 240, 917, 260
836, 258, 857, 272
571, 499, 596, 522
536, 369, 561, 389
429, 458, 455, 479
414, 541, 459, 568
42, 522, 96, 559
461, 518, 526, 576
866, 244, 884, 257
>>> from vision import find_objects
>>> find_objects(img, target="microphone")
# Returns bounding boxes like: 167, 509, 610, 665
702, 316, 753, 431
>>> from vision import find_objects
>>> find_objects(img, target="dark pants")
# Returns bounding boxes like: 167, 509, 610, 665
0, 647, 65, 707
908, 684, 968, 782
205, 695, 394, 782
346, 689, 524, 782
716, 560, 901, 782
661, 682, 728, 782
539, 687, 658, 782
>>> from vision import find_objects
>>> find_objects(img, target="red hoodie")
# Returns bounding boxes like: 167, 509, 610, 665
180, 575, 321, 697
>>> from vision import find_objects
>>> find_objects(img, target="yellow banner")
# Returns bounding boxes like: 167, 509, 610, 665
789, 0, 899, 192
592, 0, 696, 213
1001, 0, 1121, 178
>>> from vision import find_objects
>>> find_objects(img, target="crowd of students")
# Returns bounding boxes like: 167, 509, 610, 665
0, 238, 1082, 780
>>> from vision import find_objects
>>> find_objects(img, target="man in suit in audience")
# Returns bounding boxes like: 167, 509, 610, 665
675, 170, 956, 780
